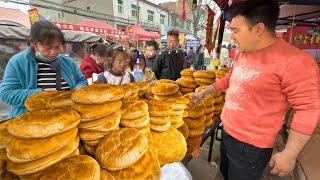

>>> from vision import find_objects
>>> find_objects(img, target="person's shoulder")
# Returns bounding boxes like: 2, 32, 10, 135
277, 39, 315, 63
59, 54, 78, 66
9, 49, 29, 64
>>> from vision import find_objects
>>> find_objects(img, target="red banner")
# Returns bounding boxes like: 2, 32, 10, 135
285, 26, 320, 49
205, 5, 215, 52
181, 0, 186, 21
54, 22, 136, 37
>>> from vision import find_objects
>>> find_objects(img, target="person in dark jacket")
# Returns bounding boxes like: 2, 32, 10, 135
194, 45, 204, 70
80, 43, 108, 79
152, 29, 185, 80
145, 40, 159, 69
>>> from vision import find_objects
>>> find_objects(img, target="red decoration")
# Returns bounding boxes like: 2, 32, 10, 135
181, 0, 186, 20
205, 5, 215, 52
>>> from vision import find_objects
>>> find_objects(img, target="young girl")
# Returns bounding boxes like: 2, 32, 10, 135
128, 49, 156, 83
97, 45, 134, 85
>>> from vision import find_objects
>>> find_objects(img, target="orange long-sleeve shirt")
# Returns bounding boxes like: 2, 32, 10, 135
214, 38, 320, 148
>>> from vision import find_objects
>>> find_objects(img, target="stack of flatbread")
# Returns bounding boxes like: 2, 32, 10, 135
5, 108, 80, 179
71, 84, 123, 155
120, 83, 140, 103
95, 128, 160, 179
193, 70, 216, 86
120, 100, 150, 135
176, 69, 198, 94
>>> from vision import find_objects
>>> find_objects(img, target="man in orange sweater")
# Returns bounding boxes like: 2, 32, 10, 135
193, 0, 320, 179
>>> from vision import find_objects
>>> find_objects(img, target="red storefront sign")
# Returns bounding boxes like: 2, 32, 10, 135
54, 22, 136, 37
285, 26, 320, 49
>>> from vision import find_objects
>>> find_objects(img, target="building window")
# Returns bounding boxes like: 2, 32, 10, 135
131, 4, 140, 19
86, 6, 90, 11
147, 10, 154, 22
74, 9, 77, 13
160, 14, 165, 24
118, 0, 123, 14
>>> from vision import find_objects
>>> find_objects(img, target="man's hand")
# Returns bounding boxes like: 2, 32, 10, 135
192, 91, 204, 104
269, 151, 296, 177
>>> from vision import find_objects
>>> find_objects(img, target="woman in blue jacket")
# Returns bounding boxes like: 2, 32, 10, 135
0, 21, 87, 119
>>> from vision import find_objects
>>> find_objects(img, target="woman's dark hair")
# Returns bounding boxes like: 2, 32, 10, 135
88, 43, 108, 56
129, 49, 146, 71
30, 21, 65, 44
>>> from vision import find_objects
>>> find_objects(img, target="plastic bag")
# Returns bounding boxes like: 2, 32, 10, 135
160, 162, 192, 180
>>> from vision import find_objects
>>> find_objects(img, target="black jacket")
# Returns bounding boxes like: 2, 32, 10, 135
152, 49, 185, 80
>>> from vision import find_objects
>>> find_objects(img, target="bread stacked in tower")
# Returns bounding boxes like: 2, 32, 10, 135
166, 97, 189, 129
152, 80, 181, 101
182, 93, 206, 157
120, 100, 150, 135
25, 91, 74, 111
95, 128, 160, 179
5, 108, 80, 178
147, 100, 172, 132
195, 86, 216, 127
71, 84, 124, 156
193, 70, 216, 86
215, 68, 229, 81
213, 91, 224, 117
0, 120, 12, 175
148, 127, 187, 166
121, 83, 140, 103
136, 82, 151, 99
176, 69, 197, 95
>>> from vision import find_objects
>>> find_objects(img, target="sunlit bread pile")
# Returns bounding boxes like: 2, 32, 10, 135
38, 155, 100, 180
148, 127, 187, 166
195, 86, 216, 127
182, 93, 206, 156
121, 100, 150, 135
176, 69, 197, 94
147, 100, 172, 132
193, 70, 216, 86
25, 91, 74, 111
71, 84, 124, 155
120, 83, 140, 103
166, 97, 189, 129
5, 108, 80, 176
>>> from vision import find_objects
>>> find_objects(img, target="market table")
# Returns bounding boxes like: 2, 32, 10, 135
182, 116, 222, 165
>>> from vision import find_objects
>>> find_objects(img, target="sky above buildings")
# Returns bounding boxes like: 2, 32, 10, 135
147, 0, 176, 5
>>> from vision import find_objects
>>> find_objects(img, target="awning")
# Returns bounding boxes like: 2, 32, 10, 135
0, 7, 30, 27
127, 24, 160, 40
78, 19, 116, 31
0, 25, 102, 43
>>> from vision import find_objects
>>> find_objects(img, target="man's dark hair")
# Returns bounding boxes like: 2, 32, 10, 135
167, 29, 179, 38
145, 40, 159, 50
30, 21, 65, 44
231, 0, 279, 31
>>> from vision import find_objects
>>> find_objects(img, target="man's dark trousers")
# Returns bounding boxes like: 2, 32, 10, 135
220, 130, 273, 180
